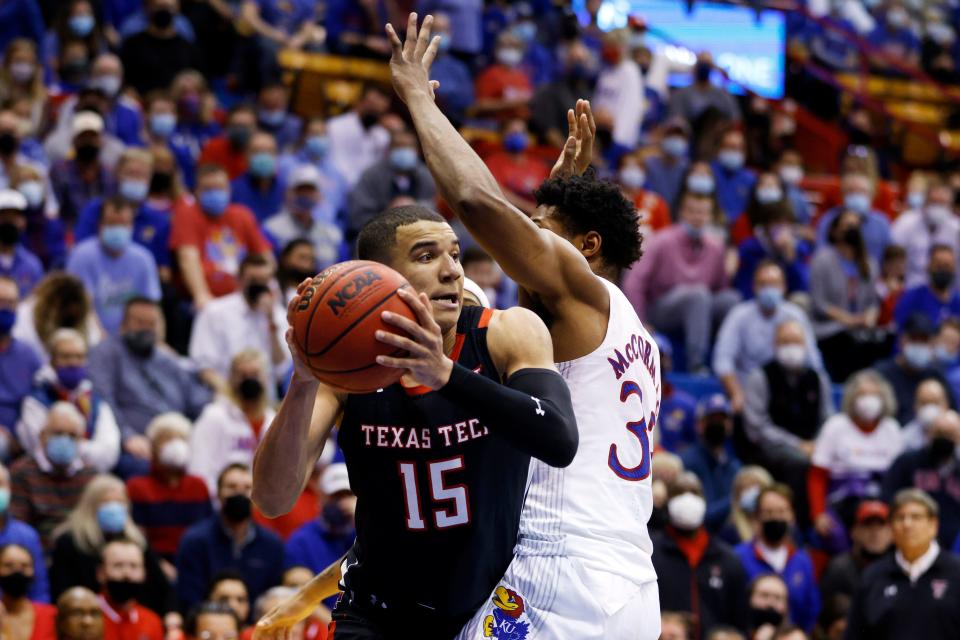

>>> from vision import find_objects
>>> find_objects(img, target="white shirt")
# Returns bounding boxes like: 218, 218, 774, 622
326, 112, 389, 187
812, 413, 904, 477
188, 292, 290, 396
757, 541, 789, 573
896, 541, 940, 583
593, 59, 645, 148
890, 210, 960, 288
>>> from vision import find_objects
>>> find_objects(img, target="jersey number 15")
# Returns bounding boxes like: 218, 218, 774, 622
398, 456, 471, 531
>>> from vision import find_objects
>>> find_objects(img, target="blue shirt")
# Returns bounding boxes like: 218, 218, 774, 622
104, 98, 145, 147
0, 517, 48, 602
256, 0, 316, 34
118, 11, 196, 41
284, 520, 355, 609
645, 156, 688, 210
681, 442, 741, 532
816, 206, 891, 263
710, 162, 756, 223
417, 0, 483, 54
735, 540, 821, 631
74, 198, 173, 268
657, 386, 698, 454
0, 1, 44, 58
231, 174, 287, 223
258, 114, 302, 152
66, 238, 161, 335
894, 285, 960, 331
786, 185, 812, 224
430, 55, 475, 122
734, 236, 812, 299
176, 516, 285, 611
0, 245, 43, 297
0, 339, 41, 432
867, 26, 921, 57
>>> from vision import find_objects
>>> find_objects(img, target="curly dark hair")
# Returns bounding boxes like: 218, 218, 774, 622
533, 173, 642, 272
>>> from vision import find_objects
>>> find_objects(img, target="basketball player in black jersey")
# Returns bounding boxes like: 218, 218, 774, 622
251, 206, 578, 639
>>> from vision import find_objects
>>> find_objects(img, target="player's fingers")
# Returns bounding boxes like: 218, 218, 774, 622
375, 330, 427, 357
416, 291, 443, 333
397, 287, 435, 330
585, 99, 596, 136
403, 12, 418, 58
381, 309, 430, 341
422, 35, 441, 69
375, 354, 413, 370
385, 23, 403, 60
566, 108, 577, 139
429, 79, 440, 92
296, 277, 312, 294
414, 14, 434, 60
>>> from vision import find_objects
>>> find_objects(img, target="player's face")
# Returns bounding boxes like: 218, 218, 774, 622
390, 221, 464, 333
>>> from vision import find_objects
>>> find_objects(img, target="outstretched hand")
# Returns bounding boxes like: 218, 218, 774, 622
550, 99, 596, 179
385, 13, 442, 104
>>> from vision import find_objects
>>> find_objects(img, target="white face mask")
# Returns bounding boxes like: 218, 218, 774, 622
158, 438, 189, 469
667, 492, 707, 530
779, 165, 803, 186
854, 394, 884, 422
917, 403, 944, 427
775, 344, 806, 370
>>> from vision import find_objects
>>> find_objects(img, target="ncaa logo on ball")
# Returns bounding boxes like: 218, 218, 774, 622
296, 264, 343, 312
327, 270, 383, 317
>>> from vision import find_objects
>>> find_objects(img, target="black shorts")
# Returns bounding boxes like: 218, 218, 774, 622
329, 593, 471, 640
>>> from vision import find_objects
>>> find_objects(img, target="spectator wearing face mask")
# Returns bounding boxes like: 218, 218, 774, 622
820, 500, 892, 605
423, 13, 475, 126
815, 171, 891, 263
96, 539, 163, 639
144, 91, 196, 190
874, 313, 956, 426
810, 209, 886, 382
284, 463, 356, 612
254, 84, 301, 152
866, 1, 921, 70
126, 413, 211, 563
0, 463, 47, 603
668, 52, 741, 126
0, 109, 54, 203
119, 0, 199, 95
66, 196, 161, 336
230, 131, 285, 223
265, 166, 344, 272
74, 149, 172, 274
530, 39, 594, 149
0, 189, 42, 297
710, 129, 755, 225
11, 164, 66, 270
894, 245, 960, 333
0, 276, 40, 457
891, 180, 958, 288
483, 119, 550, 216
188, 255, 288, 398
0, 39, 46, 138
746, 574, 791, 640
326, 85, 391, 188
623, 191, 740, 373
808, 371, 903, 542
680, 395, 741, 533
79, 54, 143, 146
347, 128, 436, 240
900, 379, 950, 452
0, 542, 56, 639
187, 351, 276, 495
169, 164, 272, 309
10, 402, 98, 549
177, 464, 284, 612
652, 473, 749, 640
645, 118, 691, 208
276, 240, 317, 305
16, 329, 120, 474
736, 486, 820, 632
718, 466, 773, 547
50, 112, 113, 226
48, 475, 173, 615
934, 319, 960, 373
714, 262, 822, 413
618, 153, 670, 233
198, 106, 256, 182
88, 298, 211, 477
774, 150, 811, 225
278, 118, 348, 222
592, 28, 644, 149
474, 32, 533, 121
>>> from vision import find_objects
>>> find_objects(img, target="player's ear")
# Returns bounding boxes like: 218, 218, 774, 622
580, 231, 602, 260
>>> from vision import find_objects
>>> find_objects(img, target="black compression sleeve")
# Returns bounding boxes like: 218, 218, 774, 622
438, 363, 578, 467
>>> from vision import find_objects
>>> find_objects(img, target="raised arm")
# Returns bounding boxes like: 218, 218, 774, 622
252, 284, 345, 517
385, 14, 602, 304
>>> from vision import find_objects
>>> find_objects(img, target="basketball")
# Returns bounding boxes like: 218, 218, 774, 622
290, 260, 417, 393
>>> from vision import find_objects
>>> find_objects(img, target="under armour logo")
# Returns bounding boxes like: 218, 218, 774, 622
531, 396, 545, 416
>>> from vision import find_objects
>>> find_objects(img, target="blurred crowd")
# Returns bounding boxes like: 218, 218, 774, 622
2, 1, 960, 640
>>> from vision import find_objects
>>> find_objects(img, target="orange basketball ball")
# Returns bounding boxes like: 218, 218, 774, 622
290, 260, 416, 393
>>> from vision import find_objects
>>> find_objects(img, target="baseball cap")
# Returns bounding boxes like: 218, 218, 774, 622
72, 111, 104, 136
289, 164, 321, 190
0, 189, 27, 212
902, 313, 934, 339
697, 393, 731, 418
855, 500, 889, 525
320, 463, 351, 496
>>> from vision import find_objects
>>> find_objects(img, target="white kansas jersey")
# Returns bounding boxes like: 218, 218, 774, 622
517, 277, 660, 615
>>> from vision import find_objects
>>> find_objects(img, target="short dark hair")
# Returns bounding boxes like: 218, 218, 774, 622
185, 601, 241, 637
216, 463, 250, 492
929, 243, 955, 260
758, 483, 794, 510
356, 205, 447, 264
753, 259, 785, 282
882, 244, 906, 263
533, 174, 642, 272
462, 247, 493, 268
196, 163, 228, 181
238, 253, 271, 276
280, 238, 314, 261
206, 569, 248, 600
102, 195, 135, 221
123, 296, 159, 319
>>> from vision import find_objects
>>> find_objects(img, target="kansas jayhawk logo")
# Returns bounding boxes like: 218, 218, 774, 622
482, 586, 529, 640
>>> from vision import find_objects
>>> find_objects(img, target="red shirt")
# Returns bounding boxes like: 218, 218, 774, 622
484, 151, 549, 200
169, 195, 271, 297
198, 137, 248, 180
475, 65, 532, 120
633, 190, 671, 231
30, 602, 57, 640
100, 598, 163, 640
254, 485, 320, 541
126, 472, 212, 557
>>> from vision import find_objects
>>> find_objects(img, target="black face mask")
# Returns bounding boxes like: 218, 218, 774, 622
842, 227, 862, 246
0, 132, 19, 157
749, 606, 784, 629
0, 222, 19, 246
694, 62, 713, 83
123, 329, 156, 358
703, 420, 727, 448
931, 435, 956, 462
761, 519, 789, 544
150, 8, 174, 29
149, 172, 173, 194
859, 547, 888, 562
930, 269, 955, 291
237, 377, 264, 401
75, 142, 100, 163
0, 571, 32, 599
359, 112, 379, 129
62, 59, 88, 83
105, 579, 142, 605
222, 493, 252, 523
227, 126, 251, 150
244, 282, 270, 306
595, 127, 613, 148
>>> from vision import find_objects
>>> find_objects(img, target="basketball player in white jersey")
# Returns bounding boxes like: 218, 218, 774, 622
388, 14, 661, 639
